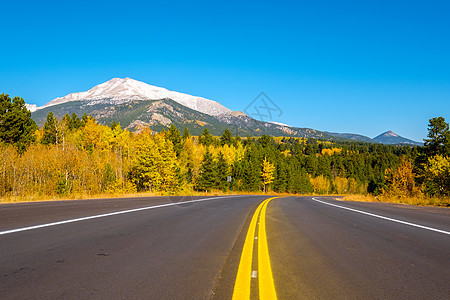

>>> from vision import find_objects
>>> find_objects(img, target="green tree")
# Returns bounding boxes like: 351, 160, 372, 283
424, 117, 449, 157
215, 151, 229, 191
199, 128, 213, 146
241, 146, 261, 191
71, 113, 82, 130
273, 158, 288, 193
167, 124, 182, 156
0, 94, 37, 153
220, 128, 234, 146
182, 127, 191, 141
41, 112, 58, 145
197, 149, 217, 191
259, 135, 272, 148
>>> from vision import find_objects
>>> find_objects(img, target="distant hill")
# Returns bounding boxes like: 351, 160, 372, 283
373, 131, 422, 146
326, 132, 375, 143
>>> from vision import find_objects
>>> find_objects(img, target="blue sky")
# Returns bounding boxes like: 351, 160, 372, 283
2, 0, 449, 142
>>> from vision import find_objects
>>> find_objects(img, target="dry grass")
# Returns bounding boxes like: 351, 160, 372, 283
343, 194, 450, 207
0, 192, 157, 204
0, 189, 311, 204
3, 191, 447, 207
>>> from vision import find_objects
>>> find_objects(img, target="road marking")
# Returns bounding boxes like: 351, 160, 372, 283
232, 198, 266, 300
312, 198, 450, 236
258, 199, 277, 299
251, 271, 258, 278
232, 197, 278, 300
0, 195, 249, 236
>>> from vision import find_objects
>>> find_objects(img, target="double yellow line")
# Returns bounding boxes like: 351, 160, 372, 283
232, 197, 278, 300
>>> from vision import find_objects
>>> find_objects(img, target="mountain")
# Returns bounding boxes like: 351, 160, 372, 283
31, 98, 333, 139
35, 77, 231, 116
373, 131, 423, 146
326, 132, 375, 143
27, 77, 422, 144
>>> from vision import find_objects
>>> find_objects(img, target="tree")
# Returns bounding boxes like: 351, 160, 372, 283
197, 149, 217, 191
423, 117, 449, 157
167, 124, 182, 156
259, 135, 272, 148
220, 129, 233, 146
182, 127, 191, 141
62, 113, 82, 131
41, 112, 58, 145
215, 151, 229, 191
384, 157, 416, 197
424, 155, 450, 196
0, 94, 37, 153
199, 128, 213, 146
261, 156, 275, 193
71, 113, 82, 130
130, 130, 178, 193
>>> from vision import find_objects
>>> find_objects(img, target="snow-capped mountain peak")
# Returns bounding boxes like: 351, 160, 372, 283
39, 77, 231, 116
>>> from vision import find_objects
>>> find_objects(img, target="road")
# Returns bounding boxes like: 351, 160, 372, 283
0, 196, 449, 299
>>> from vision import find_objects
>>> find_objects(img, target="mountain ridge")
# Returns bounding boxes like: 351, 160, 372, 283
31, 77, 231, 116
373, 131, 422, 146
27, 77, 422, 145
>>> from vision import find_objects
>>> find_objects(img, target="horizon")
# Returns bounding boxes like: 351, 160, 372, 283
2, 0, 449, 142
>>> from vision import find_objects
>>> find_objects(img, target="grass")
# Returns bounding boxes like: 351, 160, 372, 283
343, 194, 450, 207
2, 190, 448, 207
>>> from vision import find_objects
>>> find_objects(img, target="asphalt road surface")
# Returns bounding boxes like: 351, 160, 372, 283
0, 196, 449, 299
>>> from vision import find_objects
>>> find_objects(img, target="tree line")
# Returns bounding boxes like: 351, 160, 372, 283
0, 93, 449, 201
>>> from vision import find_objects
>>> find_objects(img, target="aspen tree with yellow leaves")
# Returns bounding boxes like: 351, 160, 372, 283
261, 157, 275, 193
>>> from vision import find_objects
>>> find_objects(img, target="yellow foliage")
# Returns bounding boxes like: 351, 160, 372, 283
261, 157, 275, 192
321, 148, 342, 156
310, 175, 331, 194
384, 157, 416, 197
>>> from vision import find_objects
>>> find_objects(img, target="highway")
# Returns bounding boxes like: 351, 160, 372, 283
0, 196, 449, 299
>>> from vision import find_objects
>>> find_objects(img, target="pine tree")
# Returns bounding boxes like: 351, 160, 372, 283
41, 112, 58, 145
71, 113, 82, 130
0, 94, 37, 153
167, 124, 182, 156
199, 128, 213, 146
216, 151, 229, 191
220, 129, 233, 146
197, 149, 217, 191
273, 158, 288, 193
241, 146, 261, 191
424, 117, 449, 157
182, 127, 191, 141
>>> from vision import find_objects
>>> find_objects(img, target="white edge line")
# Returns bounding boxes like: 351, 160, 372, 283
0, 195, 256, 236
311, 197, 450, 236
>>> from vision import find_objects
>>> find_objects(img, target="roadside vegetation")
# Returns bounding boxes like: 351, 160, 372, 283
1, 93, 449, 206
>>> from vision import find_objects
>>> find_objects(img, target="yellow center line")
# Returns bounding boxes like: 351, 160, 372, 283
258, 199, 277, 299
232, 197, 278, 300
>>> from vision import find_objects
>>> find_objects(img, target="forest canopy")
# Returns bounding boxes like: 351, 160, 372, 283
0, 94, 449, 204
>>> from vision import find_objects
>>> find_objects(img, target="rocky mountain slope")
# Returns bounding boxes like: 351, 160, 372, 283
33, 77, 231, 116
28, 77, 422, 145
373, 131, 422, 146
31, 98, 333, 138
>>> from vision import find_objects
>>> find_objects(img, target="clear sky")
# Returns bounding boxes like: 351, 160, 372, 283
2, 0, 449, 142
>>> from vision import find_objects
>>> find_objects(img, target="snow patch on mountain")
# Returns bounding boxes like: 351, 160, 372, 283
38, 77, 231, 116
268, 121, 291, 127
25, 104, 38, 112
